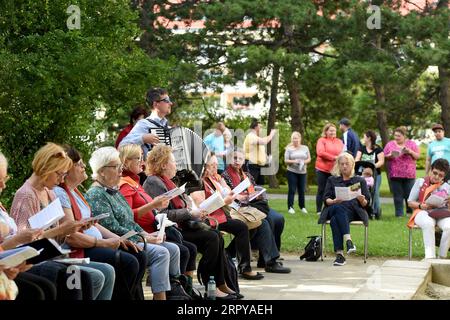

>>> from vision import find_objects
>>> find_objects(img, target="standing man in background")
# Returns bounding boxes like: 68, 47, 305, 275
426, 123, 450, 182
339, 118, 360, 158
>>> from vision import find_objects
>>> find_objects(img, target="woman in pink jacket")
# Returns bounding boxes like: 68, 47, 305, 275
315, 123, 344, 214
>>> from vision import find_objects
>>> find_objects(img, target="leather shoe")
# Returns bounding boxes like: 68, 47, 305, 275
240, 272, 264, 280
234, 292, 245, 299
265, 261, 291, 274
216, 293, 237, 300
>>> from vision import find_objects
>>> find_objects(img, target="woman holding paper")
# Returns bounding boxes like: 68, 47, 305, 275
384, 126, 420, 217
5, 145, 106, 300
118, 144, 198, 289
191, 153, 265, 280
144, 144, 240, 299
318, 152, 370, 266
284, 131, 311, 214
54, 145, 148, 300
85, 146, 189, 301
407, 158, 450, 259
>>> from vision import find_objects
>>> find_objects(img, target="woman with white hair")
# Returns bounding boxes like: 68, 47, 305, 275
318, 152, 370, 266
85, 146, 189, 300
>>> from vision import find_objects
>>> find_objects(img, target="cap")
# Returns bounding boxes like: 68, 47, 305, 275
339, 118, 351, 127
432, 123, 444, 131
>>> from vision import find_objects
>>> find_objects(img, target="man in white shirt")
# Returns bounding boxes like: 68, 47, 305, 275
119, 88, 173, 158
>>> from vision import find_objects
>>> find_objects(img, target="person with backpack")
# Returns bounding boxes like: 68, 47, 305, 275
119, 88, 173, 159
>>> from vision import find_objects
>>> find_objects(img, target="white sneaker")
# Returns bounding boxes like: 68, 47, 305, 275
288, 207, 295, 214
301, 208, 308, 214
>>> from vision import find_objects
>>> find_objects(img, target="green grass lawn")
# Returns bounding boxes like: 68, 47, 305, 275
268, 199, 426, 259
265, 169, 426, 198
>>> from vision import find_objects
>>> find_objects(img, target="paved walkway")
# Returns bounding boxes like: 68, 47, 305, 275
268, 194, 394, 204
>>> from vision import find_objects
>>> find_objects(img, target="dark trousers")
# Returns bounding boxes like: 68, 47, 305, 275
250, 219, 279, 263
246, 161, 265, 185
266, 209, 284, 251
219, 219, 252, 273
84, 247, 147, 300
16, 272, 57, 300
316, 170, 331, 212
390, 177, 415, 217
181, 228, 226, 287
287, 171, 307, 209
326, 204, 358, 252
173, 240, 197, 273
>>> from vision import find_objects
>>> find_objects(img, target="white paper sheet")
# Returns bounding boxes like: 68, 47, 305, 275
199, 191, 225, 215
335, 186, 361, 201
232, 178, 251, 195
156, 214, 168, 244
425, 194, 446, 208
162, 183, 186, 200
119, 230, 138, 241
248, 188, 267, 202
28, 198, 65, 230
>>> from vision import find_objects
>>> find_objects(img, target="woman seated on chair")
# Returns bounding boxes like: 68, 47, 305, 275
318, 152, 370, 266
142, 144, 239, 300
407, 158, 450, 259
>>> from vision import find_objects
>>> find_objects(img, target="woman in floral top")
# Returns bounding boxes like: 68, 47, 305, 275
384, 126, 420, 217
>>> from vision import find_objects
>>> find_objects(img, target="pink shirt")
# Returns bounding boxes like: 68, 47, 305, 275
10, 179, 56, 231
383, 140, 419, 179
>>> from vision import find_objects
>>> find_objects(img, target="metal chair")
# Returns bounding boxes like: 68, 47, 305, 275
321, 220, 368, 263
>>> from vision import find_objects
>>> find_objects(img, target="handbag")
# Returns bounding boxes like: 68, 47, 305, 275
229, 206, 266, 230
428, 208, 450, 220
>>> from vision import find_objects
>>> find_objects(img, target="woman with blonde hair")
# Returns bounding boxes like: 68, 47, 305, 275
284, 131, 311, 214
9, 143, 112, 300
318, 152, 370, 266
315, 123, 344, 215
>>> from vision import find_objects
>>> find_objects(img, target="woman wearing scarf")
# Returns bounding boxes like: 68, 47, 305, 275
143, 144, 240, 300
407, 158, 450, 259
54, 145, 147, 300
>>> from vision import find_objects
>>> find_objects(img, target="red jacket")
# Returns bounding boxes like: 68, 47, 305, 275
119, 171, 156, 233
115, 124, 133, 149
315, 137, 344, 173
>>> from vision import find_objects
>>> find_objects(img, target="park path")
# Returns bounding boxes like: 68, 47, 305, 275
267, 194, 394, 204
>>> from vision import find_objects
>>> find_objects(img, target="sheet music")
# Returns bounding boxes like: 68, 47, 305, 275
425, 195, 446, 207
335, 186, 361, 201
248, 188, 267, 202
156, 214, 168, 244
232, 178, 251, 195
162, 183, 186, 200
28, 198, 65, 230
199, 191, 225, 215
0, 246, 41, 268
119, 230, 138, 241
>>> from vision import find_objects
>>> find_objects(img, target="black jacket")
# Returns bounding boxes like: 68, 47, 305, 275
317, 175, 370, 226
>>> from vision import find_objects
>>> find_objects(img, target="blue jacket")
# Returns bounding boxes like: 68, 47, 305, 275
342, 128, 360, 158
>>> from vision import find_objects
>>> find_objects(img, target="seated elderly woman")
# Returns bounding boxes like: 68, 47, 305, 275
9, 143, 113, 300
221, 149, 291, 273
53, 145, 148, 300
407, 158, 450, 259
118, 144, 198, 295
143, 144, 240, 300
318, 152, 370, 266
85, 146, 189, 301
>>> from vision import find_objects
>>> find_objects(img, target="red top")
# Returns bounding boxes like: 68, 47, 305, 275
119, 171, 157, 233
315, 137, 344, 173
115, 124, 133, 149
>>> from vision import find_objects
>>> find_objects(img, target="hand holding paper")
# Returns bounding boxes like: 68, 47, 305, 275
199, 191, 226, 215
232, 178, 251, 195
161, 183, 186, 200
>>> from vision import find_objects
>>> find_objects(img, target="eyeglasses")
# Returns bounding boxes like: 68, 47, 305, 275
431, 170, 446, 180
74, 161, 86, 169
157, 97, 172, 104
103, 164, 123, 171
56, 171, 68, 179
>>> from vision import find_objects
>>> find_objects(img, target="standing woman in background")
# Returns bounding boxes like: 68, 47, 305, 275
315, 123, 344, 215
284, 131, 311, 214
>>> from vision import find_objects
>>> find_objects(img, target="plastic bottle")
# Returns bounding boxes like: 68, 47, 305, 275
207, 276, 216, 300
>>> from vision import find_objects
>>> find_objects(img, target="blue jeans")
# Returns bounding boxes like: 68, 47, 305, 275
287, 171, 306, 209
390, 177, 415, 217
251, 219, 279, 263
266, 209, 285, 251
79, 262, 115, 300
138, 241, 180, 293
326, 204, 357, 252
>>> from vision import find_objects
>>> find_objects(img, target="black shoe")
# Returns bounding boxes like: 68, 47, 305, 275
333, 254, 346, 266
167, 278, 192, 300
216, 293, 238, 300
346, 239, 356, 254
265, 261, 291, 273
256, 261, 266, 268
240, 272, 264, 280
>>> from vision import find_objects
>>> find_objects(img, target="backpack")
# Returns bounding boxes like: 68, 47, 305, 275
300, 236, 322, 262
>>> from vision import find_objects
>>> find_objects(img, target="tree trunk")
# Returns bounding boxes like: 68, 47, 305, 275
286, 72, 304, 135
439, 66, 450, 136
374, 83, 389, 146
267, 65, 280, 188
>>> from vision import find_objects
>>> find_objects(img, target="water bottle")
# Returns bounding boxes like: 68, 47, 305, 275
207, 276, 216, 300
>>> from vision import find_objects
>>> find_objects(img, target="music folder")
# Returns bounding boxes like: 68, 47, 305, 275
17, 238, 72, 264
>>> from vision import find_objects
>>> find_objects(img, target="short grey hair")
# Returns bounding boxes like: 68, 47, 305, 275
89, 147, 120, 180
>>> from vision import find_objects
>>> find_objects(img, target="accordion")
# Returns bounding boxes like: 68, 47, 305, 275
149, 125, 209, 191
